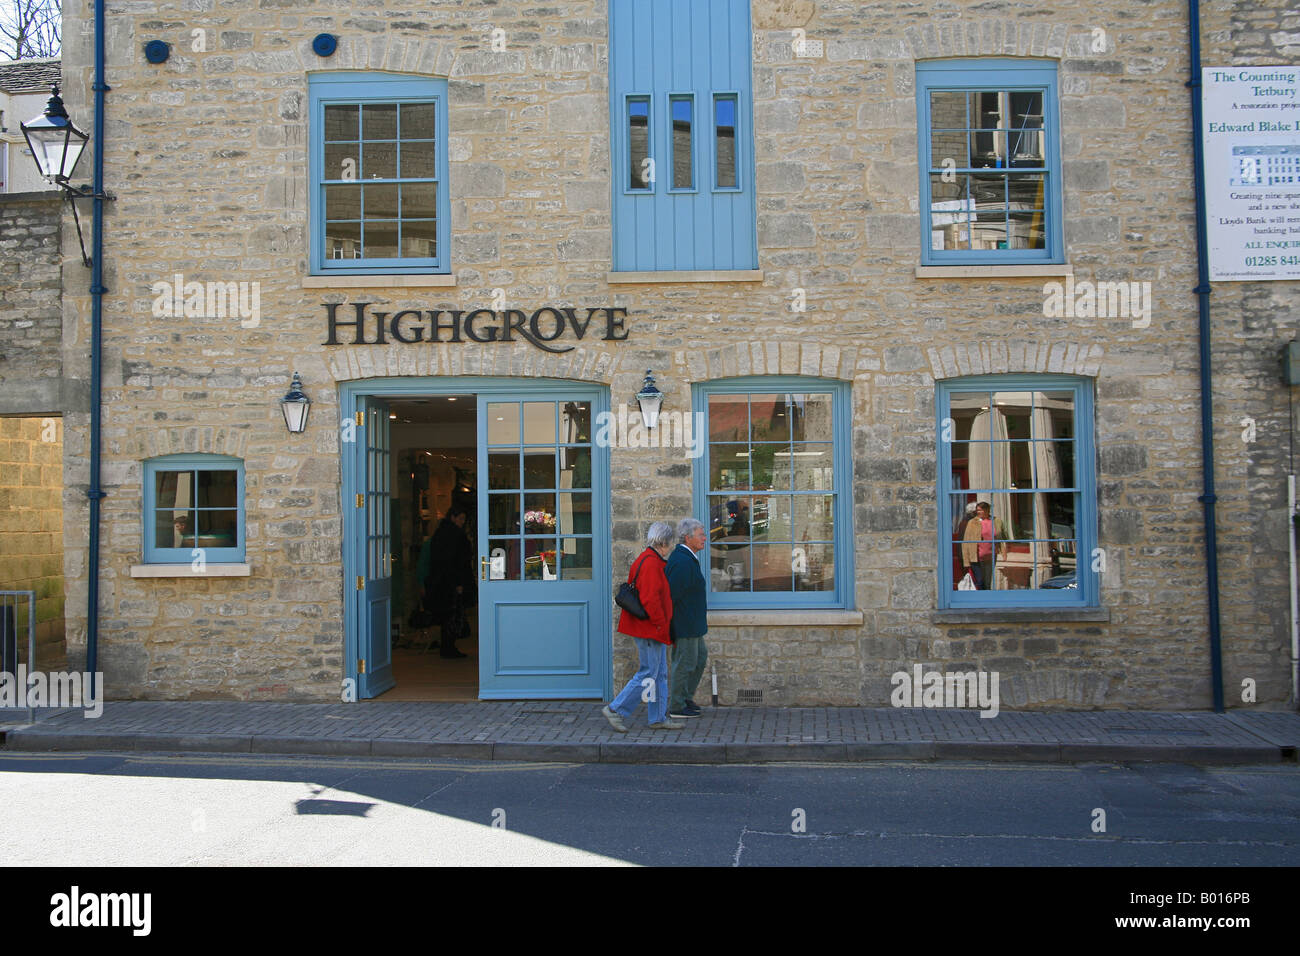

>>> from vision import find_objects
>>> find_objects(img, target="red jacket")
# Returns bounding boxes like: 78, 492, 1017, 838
617, 547, 673, 644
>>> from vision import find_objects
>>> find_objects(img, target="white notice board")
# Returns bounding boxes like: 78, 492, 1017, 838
1202, 66, 1300, 281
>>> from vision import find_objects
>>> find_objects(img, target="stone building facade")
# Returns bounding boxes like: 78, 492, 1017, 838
38, 0, 1300, 708
1, 190, 67, 672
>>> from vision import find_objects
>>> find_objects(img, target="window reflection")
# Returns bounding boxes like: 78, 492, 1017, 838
949, 390, 1077, 591
714, 95, 737, 188
928, 88, 1046, 252
628, 98, 650, 189
153, 469, 239, 549
706, 392, 837, 595
671, 96, 693, 189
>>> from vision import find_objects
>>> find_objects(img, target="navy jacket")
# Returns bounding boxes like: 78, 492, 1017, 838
665, 543, 708, 640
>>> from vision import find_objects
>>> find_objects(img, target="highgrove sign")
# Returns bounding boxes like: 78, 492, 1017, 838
322, 302, 631, 354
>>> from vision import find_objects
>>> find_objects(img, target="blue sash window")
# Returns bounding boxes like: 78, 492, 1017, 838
309, 73, 450, 275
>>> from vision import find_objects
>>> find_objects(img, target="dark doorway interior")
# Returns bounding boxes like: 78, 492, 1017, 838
379, 395, 478, 701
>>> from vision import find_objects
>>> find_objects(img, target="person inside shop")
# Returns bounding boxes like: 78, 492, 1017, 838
417, 505, 474, 659
727, 501, 750, 538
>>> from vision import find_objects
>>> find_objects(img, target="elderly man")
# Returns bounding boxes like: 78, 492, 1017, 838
666, 517, 709, 718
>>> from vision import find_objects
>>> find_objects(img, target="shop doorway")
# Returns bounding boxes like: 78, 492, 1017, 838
384, 395, 478, 700
340, 378, 612, 702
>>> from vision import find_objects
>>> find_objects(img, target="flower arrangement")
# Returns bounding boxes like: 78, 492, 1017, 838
524, 510, 556, 531
524, 549, 559, 580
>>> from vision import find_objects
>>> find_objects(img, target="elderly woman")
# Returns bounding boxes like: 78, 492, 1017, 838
602, 521, 684, 731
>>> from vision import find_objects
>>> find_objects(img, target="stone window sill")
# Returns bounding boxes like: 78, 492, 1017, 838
303, 274, 457, 289
130, 564, 252, 578
607, 269, 764, 284
931, 607, 1109, 624
707, 609, 864, 627
915, 264, 1073, 279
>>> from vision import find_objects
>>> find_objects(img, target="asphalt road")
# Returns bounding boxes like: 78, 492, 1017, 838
1, 752, 1297, 867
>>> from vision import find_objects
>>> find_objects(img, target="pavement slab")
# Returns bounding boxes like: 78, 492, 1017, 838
2, 700, 1298, 764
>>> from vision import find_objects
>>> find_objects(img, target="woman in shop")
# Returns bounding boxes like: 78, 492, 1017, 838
418, 505, 474, 659
602, 521, 684, 731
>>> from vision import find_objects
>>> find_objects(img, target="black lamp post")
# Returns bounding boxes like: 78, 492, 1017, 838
20, 84, 113, 266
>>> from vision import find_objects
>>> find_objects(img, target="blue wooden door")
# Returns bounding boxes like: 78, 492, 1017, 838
358, 395, 395, 697
477, 394, 607, 698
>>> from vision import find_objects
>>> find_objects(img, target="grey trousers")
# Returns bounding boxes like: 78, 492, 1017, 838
669, 635, 708, 711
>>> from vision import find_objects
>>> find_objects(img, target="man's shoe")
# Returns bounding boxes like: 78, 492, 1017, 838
668, 704, 701, 718
649, 719, 686, 730
601, 705, 629, 733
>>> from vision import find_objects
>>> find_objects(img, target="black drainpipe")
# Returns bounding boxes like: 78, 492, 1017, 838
86, 0, 109, 677
1185, 0, 1225, 712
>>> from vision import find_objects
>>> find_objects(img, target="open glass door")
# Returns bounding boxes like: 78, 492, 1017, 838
357, 395, 395, 697
477, 395, 606, 698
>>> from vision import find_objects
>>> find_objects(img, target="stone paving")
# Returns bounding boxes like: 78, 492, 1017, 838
2, 701, 1298, 764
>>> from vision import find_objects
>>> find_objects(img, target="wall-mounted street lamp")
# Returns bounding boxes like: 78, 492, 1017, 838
21, 84, 114, 267
635, 369, 663, 430
280, 372, 312, 433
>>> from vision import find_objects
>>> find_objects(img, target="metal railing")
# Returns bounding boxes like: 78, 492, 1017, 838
1, 591, 36, 722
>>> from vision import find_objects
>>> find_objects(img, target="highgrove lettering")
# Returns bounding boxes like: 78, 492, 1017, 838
322, 303, 630, 354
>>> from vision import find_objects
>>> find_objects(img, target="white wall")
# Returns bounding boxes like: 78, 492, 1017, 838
2, 90, 61, 193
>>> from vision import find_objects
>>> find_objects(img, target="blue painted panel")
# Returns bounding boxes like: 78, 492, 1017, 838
610, 0, 756, 271
492, 602, 589, 674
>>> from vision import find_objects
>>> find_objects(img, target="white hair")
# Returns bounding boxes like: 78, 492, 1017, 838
646, 521, 675, 549
677, 517, 705, 540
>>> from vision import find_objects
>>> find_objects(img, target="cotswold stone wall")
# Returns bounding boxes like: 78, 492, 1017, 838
0, 192, 64, 416
1198, 0, 1300, 711
54, 0, 1297, 707
0, 415, 66, 670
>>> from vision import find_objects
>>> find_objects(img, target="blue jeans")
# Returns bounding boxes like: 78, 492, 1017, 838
610, 637, 669, 725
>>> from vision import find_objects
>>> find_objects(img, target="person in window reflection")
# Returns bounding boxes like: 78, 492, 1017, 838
727, 501, 749, 538
953, 501, 977, 585
961, 501, 1007, 590
418, 505, 474, 658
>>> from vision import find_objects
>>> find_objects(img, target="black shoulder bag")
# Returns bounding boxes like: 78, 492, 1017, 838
615, 551, 651, 620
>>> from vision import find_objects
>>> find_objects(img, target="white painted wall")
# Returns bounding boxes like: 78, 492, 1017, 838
1, 89, 61, 193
